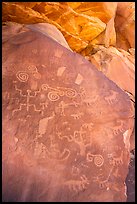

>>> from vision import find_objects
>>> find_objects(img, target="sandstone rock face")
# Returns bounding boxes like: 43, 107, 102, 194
2, 24, 134, 202
87, 45, 135, 151
87, 45, 135, 98
115, 2, 135, 50
2, 2, 135, 53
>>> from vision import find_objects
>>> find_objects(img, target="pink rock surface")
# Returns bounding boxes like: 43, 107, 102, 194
2, 23, 134, 202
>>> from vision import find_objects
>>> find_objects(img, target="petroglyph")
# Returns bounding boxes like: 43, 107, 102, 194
16, 71, 29, 82
32, 71, 41, 80
34, 142, 46, 158
108, 151, 123, 166
78, 87, 86, 99
71, 166, 80, 176
32, 49, 38, 54
93, 167, 113, 189
75, 73, 83, 85
48, 92, 60, 101
2, 91, 10, 100
57, 127, 90, 156
87, 152, 104, 167
41, 84, 49, 91
71, 112, 83, 120
83, 95, 99, 107
64, 175, 89, 193
57, 66, 66, 76
56, 101, 80, 116
65, 88, 77, 98
57, 131, 73, 142
12, 84, 41, 116
41, 84, 77, 101
38, 112, 55, 136
82, 122, 94, 131
104, 90, 119, 105
27, 65, 38, 72
46, 146, 70, 161
112, 120, 125, 135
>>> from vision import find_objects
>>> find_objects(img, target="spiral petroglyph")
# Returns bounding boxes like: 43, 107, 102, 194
48, 92, 60, 101
94, 155, 104, 167
16, 71, 29, 82
41, 84, 49, 91
65, 88, 77, 98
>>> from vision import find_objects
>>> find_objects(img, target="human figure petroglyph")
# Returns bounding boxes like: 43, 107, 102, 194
86, 152, 104, 167
26, 64, 42, 84
12, 83, 42, 115
64, 175, 89, 193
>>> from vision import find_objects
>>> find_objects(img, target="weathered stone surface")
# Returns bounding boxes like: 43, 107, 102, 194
2, 2, 117, 52
2, 23, 134, 202
115, 2, 135, 50
87, 45, 135, 98
2, 2, 134, 53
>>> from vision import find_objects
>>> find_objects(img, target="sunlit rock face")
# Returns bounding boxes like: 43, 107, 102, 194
115, 2, 135, 50
2, 2, 135, 52
2, 23, 134, 202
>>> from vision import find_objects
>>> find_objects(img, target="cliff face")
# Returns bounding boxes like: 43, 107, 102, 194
2, 2, 135, 202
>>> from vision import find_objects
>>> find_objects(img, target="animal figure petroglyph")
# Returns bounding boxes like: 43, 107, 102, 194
71, 112, 83, 119
112, 120, 125, 135
64, 175, 89, 193
104, 90, 118, 105
56, 100, 79, 116
82, 122, 94, 131
108, 151, 123, 166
